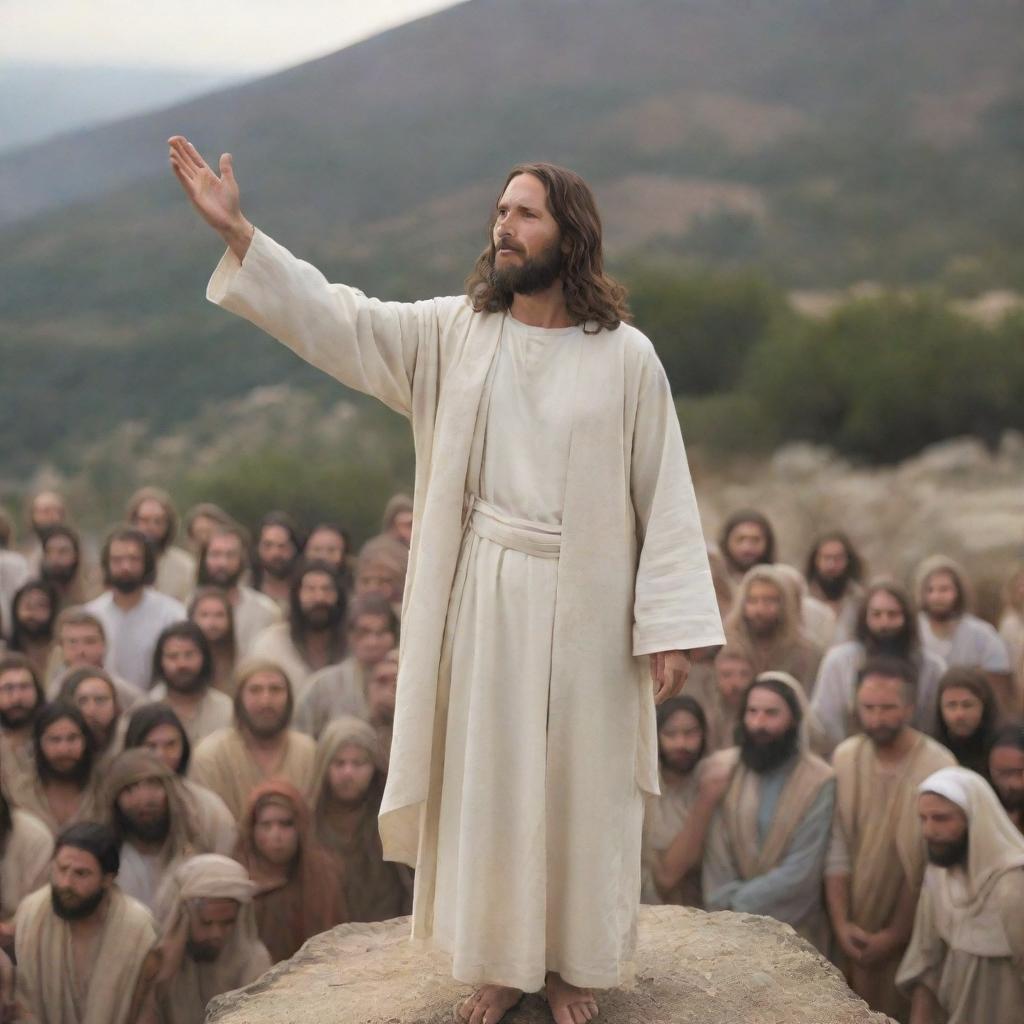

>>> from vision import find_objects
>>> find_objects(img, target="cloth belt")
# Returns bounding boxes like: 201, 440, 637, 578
467, 496, 562, 559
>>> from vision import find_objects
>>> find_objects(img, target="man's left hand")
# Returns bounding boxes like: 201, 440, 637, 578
649, 650, 691, 704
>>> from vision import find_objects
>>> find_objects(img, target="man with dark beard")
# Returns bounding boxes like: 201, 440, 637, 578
0, 653, 45, 799
85, 526, 186, 689
191, 659, 315, 819
14, 821, 160, 1024
102, 748, 203, 911
989, 724, 1024, 833
934, 667, 1000, 778
250, 561, 346, 698
147, 621, 232, 747
897, 767, 1024, 1023
702, 673, 835, 951
812, 579, 947, 753
8, 578, 59, 680
40, 523, 98, 607
717, 509, 776, 588
251, 512, 302, 612
825, 658, 956, 1020
197, 525, 281, 654
128, 486, 198, 604
804, 531, 865, 644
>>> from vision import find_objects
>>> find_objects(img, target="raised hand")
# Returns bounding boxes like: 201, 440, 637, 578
167, 135, 253, 260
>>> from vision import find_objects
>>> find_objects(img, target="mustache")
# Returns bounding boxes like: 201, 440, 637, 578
495, 236, 525, 254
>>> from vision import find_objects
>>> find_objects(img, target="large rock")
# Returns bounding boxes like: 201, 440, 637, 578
206, 906, 891, 1023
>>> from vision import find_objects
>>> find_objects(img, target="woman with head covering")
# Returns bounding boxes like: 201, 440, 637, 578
897, 766, 1024, 1023
309, 716, 412, 922
234, 780, 348, 963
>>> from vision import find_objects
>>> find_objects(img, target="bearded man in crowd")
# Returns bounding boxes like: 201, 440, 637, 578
127, 486, 198, 604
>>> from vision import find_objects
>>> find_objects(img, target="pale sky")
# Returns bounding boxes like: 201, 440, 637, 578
0, 0, 463, 72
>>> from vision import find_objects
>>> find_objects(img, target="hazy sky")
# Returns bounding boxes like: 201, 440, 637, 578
1, 0, 462, 72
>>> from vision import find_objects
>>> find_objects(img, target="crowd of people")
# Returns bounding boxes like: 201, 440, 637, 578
0, 490, 1021, 1022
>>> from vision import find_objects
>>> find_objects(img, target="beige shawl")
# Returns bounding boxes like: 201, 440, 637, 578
190, 726, 316, 821
15, 884, 157, 1024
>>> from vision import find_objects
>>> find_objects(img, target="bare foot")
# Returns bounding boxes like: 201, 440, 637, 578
545, 972, 598, 1024
456, 984, 524, 1024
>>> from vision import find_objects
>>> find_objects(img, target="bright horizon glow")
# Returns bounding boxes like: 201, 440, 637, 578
0, 0, 463, 73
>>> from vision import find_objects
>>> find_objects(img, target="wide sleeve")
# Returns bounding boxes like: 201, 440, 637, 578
630, 347, 724, 656
207, 228, 444, 418
896, 876, 945, 996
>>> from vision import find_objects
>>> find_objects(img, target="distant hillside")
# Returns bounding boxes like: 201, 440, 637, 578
2, 0, 1024, 480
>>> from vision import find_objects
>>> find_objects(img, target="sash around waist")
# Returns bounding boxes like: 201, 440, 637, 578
466, 496, 562, 559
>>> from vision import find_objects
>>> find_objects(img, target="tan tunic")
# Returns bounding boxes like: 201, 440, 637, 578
6, 774, 101, 837
147, 683, 234, 748
155, 546, 197, 604
249, 622, 319, 698
293, 656, 368, 738
182, 778, 238, 855
233, 585, 283, 655
0, 809, 53, 920
641, 767, 702, 907
15, 885, 157, 1024
190, 726, 316, 820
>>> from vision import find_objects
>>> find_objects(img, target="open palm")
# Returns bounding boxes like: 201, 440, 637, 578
167, 135, 244, 236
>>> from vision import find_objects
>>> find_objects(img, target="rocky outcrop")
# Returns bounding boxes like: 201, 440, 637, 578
206, 906, 891, 1023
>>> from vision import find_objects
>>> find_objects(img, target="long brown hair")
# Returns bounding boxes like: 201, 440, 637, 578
465, 162, 630, 332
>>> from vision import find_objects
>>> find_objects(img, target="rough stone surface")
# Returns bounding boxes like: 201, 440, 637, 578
206, 906, 892, 1024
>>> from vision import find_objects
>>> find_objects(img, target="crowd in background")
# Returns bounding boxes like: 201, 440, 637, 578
0, 490, 1022, 1022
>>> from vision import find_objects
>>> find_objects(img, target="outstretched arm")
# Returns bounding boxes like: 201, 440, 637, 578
168, 136, 254, 261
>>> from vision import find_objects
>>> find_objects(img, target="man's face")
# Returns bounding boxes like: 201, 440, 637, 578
191, 597, 231, 644
107, 539, 146, 594
390, 512, 413, 547
188, 514, 221, 551
0, 667, 39, 729
328, 742, 376, 804
188, 898, 240, 961
51, 845, 108, 920
305, 529, 345, 571
726, 522, 767, 572
922, 571, 960, 621
15, 588, 52, 637
132, 498, 170, 546
40, 717, 87, 780
238, 670, 290, 739
657, 709, 704, 774
918, 792, 969, 867
490, 173, 564, 297
355, 564, 399, 602
939, 686, 985, 740
990, 746, 1024, 814
60, 623, 106, 668
257, 525, 296, 579
72, 677, 117, 742
714, 655, 754, 708
856, 674, 913, 748
203, 534, 244, 588
31, 493, 65, 534
349, 614, 395, 667
160, 636, 205, 694
865, 590, 906, 640
42, 534, 78, 584
117, 777, 170, 842
367, 661, 397, 726
298, 571, 339, 630
743, 687, 794, 745
742, 581, 783, 638
814, 540, 849, 582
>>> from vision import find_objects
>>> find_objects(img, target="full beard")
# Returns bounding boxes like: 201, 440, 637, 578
51, 885, 105, 921
739, 724, 800, 773
488, 240, 563, 300
814, 573, 849, 601
926, 833, 968, 867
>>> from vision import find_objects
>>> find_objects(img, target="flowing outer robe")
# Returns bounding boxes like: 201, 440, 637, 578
154, 854, 271, 1024
811, 641, 946, 753
147, 683, 234, 748
182, 778, 237, 855
234, 779, 349, 963
233, 586, 282, 656
641, 765, 703, 907
0, 731, 35, 803
310, 717, 412, 922
294, 656, 368, 738
102, 750, 203, 909
208, 229, 723, 986
15, 884, 157, 1024
0, 809, 53, 919
702, 672, 835, 950
155, 546, 197, 605
829, 730, 956, 1017
897, 767, 1024, 1023
190, 725, 316, 821
7, 771, 100, 837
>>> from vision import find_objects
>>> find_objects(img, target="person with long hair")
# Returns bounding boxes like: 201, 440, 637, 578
189, 587, 239, 694
234, 779, 347, 963
170, 140, 722, 1024
934, 667, 1000, 779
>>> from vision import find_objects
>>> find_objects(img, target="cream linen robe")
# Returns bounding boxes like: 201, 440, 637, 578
207, 229, 724, 989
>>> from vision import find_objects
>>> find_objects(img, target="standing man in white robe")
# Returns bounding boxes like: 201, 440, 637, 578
168, 137, 723, 1024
